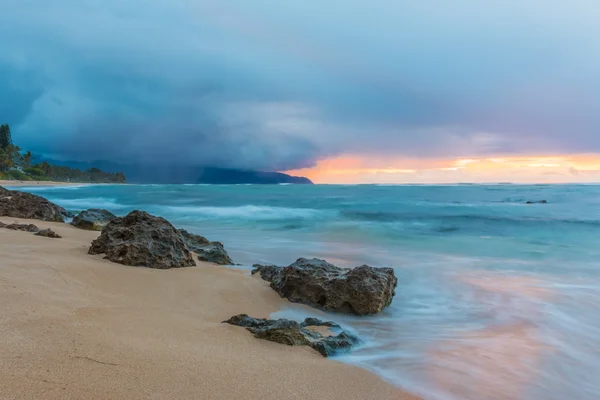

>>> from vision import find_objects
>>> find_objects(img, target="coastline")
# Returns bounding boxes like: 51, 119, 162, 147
0, 180, 92, 187
0, 217, 420, 400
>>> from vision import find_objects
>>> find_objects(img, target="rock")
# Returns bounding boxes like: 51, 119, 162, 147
5, 223, 40, 232
526, 200, 548, 204
179, 228, 234, 265
72, 209, 117, 231
0, 187, 70, 222
178, 229, 210, 249
89, 210, 196, 269
300, 318, 341, 329
0, 221, 5, 228
223, 314, 360, 357
196, 242, 233, 265
252, 258, 397, 315
35, 228, 62, 238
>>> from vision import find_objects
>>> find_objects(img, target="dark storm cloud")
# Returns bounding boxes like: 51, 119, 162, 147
1, 0, 599, 170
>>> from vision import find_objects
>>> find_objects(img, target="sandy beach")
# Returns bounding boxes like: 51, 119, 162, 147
0, 217, 418, 400
0, 180, 86, 187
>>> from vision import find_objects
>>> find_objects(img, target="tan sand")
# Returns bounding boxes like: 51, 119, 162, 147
0, 218, 419, 400
0, 180, 89, 187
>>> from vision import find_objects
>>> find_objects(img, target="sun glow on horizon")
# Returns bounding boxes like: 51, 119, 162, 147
285, 154, 600, 184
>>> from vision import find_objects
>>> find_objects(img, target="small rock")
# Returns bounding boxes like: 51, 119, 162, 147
72, 209, 117, 231
196, 242, 233, 265
252, 258, 397, 315
5, 223, 40, 232
223, 314, 359, 357
179, 228, 234, 265
178, 229, 210, 249
35, 228, 62, 239
89, 210, 196, 269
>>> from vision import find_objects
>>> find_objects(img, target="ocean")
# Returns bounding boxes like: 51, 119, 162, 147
15, 183, 600, 400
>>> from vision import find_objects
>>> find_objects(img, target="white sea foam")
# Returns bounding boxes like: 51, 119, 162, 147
53, 197, 124, 209
164, 205, 326, 220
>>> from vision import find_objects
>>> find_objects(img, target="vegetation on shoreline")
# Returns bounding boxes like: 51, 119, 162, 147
0, 124, 126, 183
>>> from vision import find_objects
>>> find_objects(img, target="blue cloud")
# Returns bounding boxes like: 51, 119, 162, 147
1, 0, 598, 170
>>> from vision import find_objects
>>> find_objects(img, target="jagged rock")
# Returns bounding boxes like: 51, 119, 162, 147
196, 242, 233, 265
178, 229, 210, 249
526, 200, 548, 204
35, 228, 62, 238
252, 258, 397, 315
178, 228, 234, 265
5, 223, 40, 232
89, 210, 196, 269
0, 187, 70, 222
223, 314, 360, 357
301, 318, 341, 329
72, 209, 117, 231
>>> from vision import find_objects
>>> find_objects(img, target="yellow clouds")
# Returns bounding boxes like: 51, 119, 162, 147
285, 154, 600, 184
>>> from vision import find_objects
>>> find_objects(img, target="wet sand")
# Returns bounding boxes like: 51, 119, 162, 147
0, 218, 419, 400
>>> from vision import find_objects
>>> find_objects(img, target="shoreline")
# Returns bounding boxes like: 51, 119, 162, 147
0, 180, 94, 187
0, 217, 420, 400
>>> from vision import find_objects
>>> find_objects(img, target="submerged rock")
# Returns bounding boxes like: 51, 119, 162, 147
89, 210, 196, 269
252, 258, 397, 315
223, 314, 359, 357
179, 228, 234, 265
0, 187, 70, 222
526, 200, 548, 204
72, 209, 117, 231
35, 228, 62, 238
5, 223, 40, 232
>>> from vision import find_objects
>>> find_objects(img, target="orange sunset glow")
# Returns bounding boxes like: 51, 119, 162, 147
285, 154, 600, 184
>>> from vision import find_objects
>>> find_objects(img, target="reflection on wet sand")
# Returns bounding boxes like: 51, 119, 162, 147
427, 273, 554, 400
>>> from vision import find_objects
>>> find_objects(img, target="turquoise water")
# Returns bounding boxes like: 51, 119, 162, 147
15, 183, 600, 400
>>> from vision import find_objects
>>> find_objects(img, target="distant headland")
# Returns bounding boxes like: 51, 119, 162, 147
0, 124, 126, 184
0, 124, 313, 185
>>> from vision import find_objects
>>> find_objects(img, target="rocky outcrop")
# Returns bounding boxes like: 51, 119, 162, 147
223, 314, 359, 357
35, 228, 62, 238
89, 210, 196, 269
5, 223, 40, 232
252, 258, 397, 315
72, 209, 117, 231
179, 229, 234, 265
0, 187, 70, 222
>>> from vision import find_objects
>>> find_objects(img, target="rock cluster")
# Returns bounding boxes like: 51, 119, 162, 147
35, 228, 62, 238
72, 209, 117, 231
252, 258, 397, 315
89, 211, 196, 269
5, 223, 40, 232
223, 314, 360, 357
0, 186, 72, 222
0, 221, 61, 238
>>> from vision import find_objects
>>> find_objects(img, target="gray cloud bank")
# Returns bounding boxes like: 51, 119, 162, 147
1, 0, 599, 170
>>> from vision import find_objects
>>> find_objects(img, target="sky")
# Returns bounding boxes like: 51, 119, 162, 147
1, 0, 599, 183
